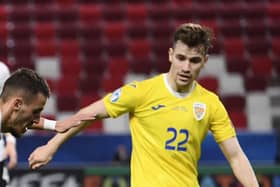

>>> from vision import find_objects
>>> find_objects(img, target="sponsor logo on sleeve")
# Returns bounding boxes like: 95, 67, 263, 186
110, 88, 121, 103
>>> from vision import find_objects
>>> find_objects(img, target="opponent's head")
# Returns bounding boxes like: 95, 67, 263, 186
0, 68, 50, 137
168, 23, 214, 92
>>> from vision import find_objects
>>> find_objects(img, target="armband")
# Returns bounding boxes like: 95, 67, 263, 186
43, 119, 57, 131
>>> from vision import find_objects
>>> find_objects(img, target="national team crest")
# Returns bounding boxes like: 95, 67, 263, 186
193, 102, 206, 120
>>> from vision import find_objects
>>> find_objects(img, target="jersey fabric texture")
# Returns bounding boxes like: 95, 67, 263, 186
103, 73, 236, 187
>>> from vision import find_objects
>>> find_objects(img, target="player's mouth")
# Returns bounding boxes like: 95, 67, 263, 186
178, 73, 192, 82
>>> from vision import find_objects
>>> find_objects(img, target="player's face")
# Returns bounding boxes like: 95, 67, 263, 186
5, 93, 47, 137
168, 40, 207, 91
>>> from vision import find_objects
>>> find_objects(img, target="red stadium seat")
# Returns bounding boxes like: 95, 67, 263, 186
81, 41, 104, 58
273, 58, 280, 75
103, 22, 125, 42
148, 4, 173, 22
101, 5, 125, 22
152, 56, 170, 73
0, 40, 8, 60
9, 23, 33, 41
55, 75, 79, 96
79, 23, 103, 41
243, 20, 266, 39
9, 40, 34, 60
104, 41, 127, 58
79, 5, 101, 24
151, 39, 171, 58
267, 19, 280, 38
35, 39, 58, 57
81, 57, 107, 75
229, 111, 247, 130
223, 38, 245, 57
245, 38, 271, 56
243, 2, 266, 21
126, 22, 149, 39
221, 95, 246, 112
193, 3, 218, 20
249, 56, 273, 78
129, 57, 153, 74
56, 0, 76, 7
271, 38, 280, 57
56, 23, 79, 39
0, 5, 8, 23
126, 4, 148, 23
244, 75, 268, 92
32, 5, 56, 22
218, 3, 244, 21
79, 74, 102, 95
33, 22, 56, 40
0, 24, 8, 41
225, 55, 249, 75
198, 76, 219, 93
57, 94, 79, 111
55, 6, 78, 23
101, 73, 124, 93
107, 57, 129, 76
58, 39, 80, 58
129, 39, 151, 58
60, 56, 82, 76
219, 20, 243, 38
149, 22, 174, 40
266, 3, 280, 21
8, 5, 32, 23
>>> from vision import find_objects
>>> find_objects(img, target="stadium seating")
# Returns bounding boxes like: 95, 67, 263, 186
1, 0, 279, 134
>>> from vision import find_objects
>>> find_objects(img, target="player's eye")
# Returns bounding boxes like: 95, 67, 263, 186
176, 54, 186, 61
189, 57, 202, 64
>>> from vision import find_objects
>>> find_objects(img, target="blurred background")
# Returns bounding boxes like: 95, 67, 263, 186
0, 0, 280, 186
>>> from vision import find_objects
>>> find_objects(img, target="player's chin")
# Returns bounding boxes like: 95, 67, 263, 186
177, 78, 191, 86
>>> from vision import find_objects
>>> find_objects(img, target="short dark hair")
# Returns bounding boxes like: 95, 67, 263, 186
0, 68, 50, 102
173, 23, 214, 55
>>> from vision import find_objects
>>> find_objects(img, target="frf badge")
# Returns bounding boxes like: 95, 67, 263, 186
193, 102, 206, 120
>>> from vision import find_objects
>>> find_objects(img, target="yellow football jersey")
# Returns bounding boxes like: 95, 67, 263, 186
103, 73, 236, 187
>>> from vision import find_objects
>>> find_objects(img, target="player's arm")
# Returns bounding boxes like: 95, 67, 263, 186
30, 112, 97, 133
218, 137, 259, 187
28, 99, 109, 169
4, 133, 17, 169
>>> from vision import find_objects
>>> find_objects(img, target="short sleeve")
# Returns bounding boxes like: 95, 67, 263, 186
209, 98, 236, 143
103, 82, 142, 118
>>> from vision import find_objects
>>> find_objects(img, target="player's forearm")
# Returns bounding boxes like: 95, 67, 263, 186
230, 152, 259, 187
46, 120, 91, 152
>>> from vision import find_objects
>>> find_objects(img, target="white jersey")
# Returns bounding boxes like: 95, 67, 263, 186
0, 62, 10, 162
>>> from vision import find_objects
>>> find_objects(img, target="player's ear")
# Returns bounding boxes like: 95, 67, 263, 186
13, 97, 23, 111
168, 48, 173, 63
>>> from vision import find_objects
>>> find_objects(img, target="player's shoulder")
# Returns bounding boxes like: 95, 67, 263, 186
195, 82, 219, 101
126, 74, 163, 89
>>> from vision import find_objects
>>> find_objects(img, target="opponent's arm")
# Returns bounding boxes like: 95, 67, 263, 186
219, 137, 259, 187
29, 99, 109, 169
4, 133, 17, 169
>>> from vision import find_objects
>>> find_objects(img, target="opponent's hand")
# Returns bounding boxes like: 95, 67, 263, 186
28, 145, 54, 170
55, 113, 96, 133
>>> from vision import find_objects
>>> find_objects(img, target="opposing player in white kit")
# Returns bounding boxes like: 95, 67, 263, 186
0, 62, 18, 186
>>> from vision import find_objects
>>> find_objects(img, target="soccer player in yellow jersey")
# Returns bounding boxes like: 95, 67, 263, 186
28, 23, 259, 187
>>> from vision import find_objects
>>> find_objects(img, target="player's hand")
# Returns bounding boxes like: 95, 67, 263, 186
55, 113, 96, 133
4, 141, 18, 169
28, 144, 54, 170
